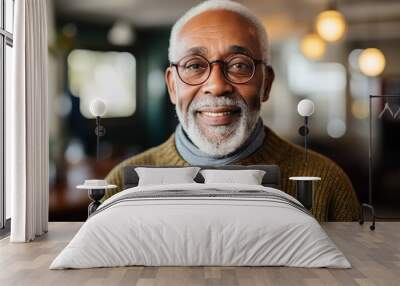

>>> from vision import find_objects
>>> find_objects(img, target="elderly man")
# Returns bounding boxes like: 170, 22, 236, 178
103, 0, 360, 222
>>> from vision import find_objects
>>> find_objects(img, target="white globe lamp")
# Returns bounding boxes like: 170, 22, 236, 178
298, 99, 315, 117
90, 98, 107, 117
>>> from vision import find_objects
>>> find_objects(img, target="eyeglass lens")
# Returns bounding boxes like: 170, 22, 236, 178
176, 54, 255, 85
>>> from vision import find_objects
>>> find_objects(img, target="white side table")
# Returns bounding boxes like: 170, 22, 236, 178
77, 181, 117, 217
289, 176, 321, 210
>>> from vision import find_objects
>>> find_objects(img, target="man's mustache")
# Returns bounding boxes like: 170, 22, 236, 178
189, 96, 244, 112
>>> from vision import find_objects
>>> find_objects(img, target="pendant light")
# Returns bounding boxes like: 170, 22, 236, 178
108, 21, 135, 46
357, 6, 386, 77
300, 33, 326, 60
358, 48, 386, 77
316, 1, 347, 42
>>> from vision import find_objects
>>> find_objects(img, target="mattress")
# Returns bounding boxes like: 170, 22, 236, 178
50, 183, 351, 269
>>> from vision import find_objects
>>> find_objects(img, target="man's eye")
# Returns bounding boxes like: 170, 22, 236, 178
229, 62, 251, 73
185, 63, 201, 70
232, 63, 249, 69
182, 61, 208, 73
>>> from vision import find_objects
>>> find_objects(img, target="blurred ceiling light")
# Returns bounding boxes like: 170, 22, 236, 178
300, 33, 326, 60
351, 99, 369, 120
358, 48, 386, 77
327, 118, 346, 138
108, 21, 135, 46
316, 10, 347, 42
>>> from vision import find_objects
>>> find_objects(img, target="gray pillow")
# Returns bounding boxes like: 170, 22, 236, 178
135, 167, 201, 186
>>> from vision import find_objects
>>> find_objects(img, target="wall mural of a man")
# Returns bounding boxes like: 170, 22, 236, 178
103, 0, 361, 222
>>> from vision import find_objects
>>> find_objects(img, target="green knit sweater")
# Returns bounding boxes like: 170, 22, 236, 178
103, 126, 361, 222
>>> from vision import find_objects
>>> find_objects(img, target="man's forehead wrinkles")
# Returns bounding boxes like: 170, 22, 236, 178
186, 46, 208, 56
180, 45, 255, 59
181, 22, 228, 34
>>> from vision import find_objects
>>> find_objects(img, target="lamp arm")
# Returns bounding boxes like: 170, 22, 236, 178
305, 116, 308, 164
94, 116, 107, 161
96, 116, 100, 161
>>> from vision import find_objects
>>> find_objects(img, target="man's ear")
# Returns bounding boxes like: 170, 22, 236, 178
261, 65, 275, 102
165, 67, 177, 105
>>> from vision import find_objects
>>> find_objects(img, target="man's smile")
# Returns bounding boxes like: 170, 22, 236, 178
195, 106, 241, 126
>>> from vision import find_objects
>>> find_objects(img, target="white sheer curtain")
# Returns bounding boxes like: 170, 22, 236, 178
7, 0, 49, 242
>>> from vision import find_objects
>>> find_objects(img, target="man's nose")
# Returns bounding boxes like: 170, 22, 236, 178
201, 63, 233, 96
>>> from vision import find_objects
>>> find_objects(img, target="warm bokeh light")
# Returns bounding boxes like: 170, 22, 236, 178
300, 33, 326, 60
316, 10, 346, 42
351, 99, 369, 119
108, 21, 135, 46
358, 48, 386, 77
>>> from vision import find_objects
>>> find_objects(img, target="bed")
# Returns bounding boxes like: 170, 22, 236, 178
50, 165, 350, 269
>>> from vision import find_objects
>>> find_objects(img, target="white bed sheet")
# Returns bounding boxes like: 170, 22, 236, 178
50, 183, 350, 269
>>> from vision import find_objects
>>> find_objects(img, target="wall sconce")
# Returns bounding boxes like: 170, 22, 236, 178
297, 99, 315, 164
90, 98, 107, 161
290, 99, 320, 211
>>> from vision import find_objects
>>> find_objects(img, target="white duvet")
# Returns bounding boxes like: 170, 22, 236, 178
50, 183, 351, 269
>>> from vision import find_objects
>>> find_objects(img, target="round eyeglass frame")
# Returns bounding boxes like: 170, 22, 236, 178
170, 54, 267, 86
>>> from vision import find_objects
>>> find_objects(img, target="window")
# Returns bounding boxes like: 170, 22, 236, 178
1, 0, 14, 230
67, 49, 136, 119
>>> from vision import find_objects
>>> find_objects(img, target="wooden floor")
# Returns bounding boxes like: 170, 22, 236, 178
0, 222, 399, 286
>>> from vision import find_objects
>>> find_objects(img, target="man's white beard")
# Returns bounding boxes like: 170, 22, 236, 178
176, 95, 260, 157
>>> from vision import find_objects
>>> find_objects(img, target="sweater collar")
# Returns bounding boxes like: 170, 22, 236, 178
175, 118, 265, 166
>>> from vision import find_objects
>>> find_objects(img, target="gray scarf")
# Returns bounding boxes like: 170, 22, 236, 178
175, 118, 265, 166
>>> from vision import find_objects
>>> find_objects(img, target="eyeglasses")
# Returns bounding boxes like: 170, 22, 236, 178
170, 54, 265, 86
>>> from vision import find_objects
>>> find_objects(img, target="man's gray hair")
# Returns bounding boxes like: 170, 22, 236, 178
168, 0, 270, 63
